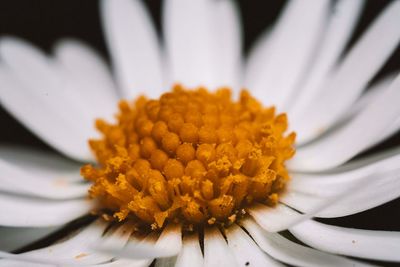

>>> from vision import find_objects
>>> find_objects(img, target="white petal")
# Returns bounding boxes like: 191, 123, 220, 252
335, 75, 400, 150
241, 218, 376, 267
287, 150, 400, 197
0, 145, 82, 182
163, 0, 241, 90
98, 233, 156, 260
99, 259, 151, 267
0, 253, 64, 266
226, 225, 284, 267
290, 220, 400, 262
153, 223, 182, 256
294, 1, 400, 143
285, 151, 400, 217
0, 159, 88, 199
280, 191, 323, 214
290, 72, 400, 171
204, 227, 237, 267
163, 0, 216, 88
0, 226, 59, 252
0, 260, 49, 267
316, 74, 399, 144
0, 37, 93, 161
175, 234, 203, 267
53, 39, 119, 121
99, 222, 136, 250
288, 0, 365, 116
247, 0, 330, 109
0, 194, 92, 227
248, 203, 301, 233
343, 73, 397, 121
98, 226, 152, 266
95, 223, 153, 267
26, 219, 110, 265
245, 28, 272, 90
154, 257, 177, 267
321, 145, 400, 173
283, 168, 400, 218
213, 0, 242, 92
101, 0, 164, 98
0, 220, 110, 265
101, 223, 182, 259
379, 115, 400, 143
317, 168, 400, 217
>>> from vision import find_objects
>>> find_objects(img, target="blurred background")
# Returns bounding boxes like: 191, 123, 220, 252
0, 0, 399, 249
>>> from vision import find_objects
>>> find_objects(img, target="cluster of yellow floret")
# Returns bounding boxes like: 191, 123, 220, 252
81, 85, 295, 229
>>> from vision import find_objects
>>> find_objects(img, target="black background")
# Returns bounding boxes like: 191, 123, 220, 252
0, 0, 400, 264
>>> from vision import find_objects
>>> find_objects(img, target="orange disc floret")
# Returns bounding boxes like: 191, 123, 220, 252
82, 85, 296, 230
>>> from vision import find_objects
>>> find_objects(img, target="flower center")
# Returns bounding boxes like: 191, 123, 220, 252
81, 85, 295, 230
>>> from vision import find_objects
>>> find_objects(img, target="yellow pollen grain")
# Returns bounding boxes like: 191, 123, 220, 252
176, 143, 196, 164
161, 132, 181, 154
164, 159, 184, 180
180, 123, 199, 143
82, 84, 296, 229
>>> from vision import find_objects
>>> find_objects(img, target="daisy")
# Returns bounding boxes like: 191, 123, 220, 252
0, 0, 400, 266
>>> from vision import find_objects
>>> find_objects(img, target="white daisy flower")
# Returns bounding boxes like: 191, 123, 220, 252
0, 0, 400, 266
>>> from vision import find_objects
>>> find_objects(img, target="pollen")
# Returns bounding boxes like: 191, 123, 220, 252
82, 85, 296, 230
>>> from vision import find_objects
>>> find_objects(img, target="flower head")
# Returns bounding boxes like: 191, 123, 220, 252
0, 0, 400, 266
82, 85, 295, 230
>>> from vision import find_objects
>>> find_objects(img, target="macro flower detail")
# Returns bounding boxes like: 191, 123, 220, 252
0, 0, 400, 266
82, 86, 295, 229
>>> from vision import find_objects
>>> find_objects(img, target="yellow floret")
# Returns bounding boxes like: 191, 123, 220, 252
81, 84, 296, 229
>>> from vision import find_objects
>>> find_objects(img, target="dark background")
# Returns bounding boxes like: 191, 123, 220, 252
0, 0, 399, 263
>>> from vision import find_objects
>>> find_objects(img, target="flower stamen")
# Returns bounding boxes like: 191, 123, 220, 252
81, 85, 296, 230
